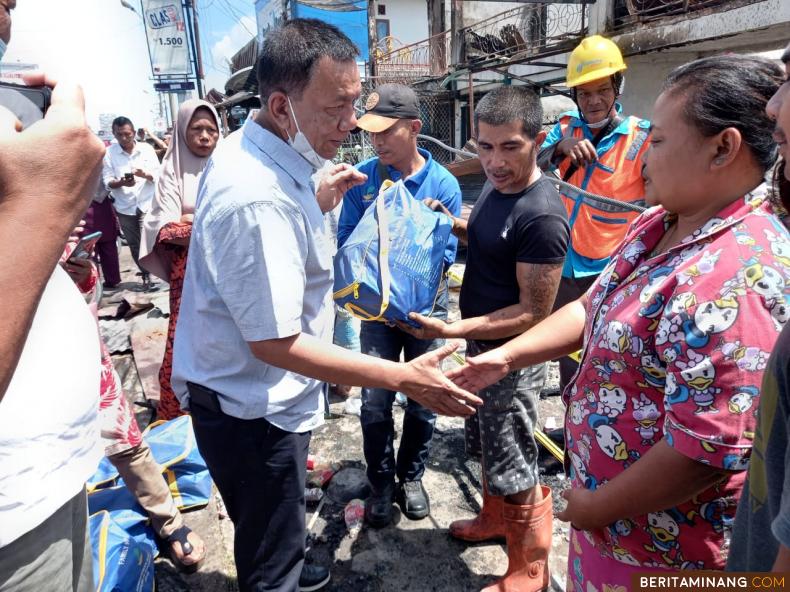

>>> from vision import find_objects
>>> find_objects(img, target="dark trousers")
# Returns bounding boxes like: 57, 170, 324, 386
116, 208, 146, 276
0, 488, 93, 592
94, 240, 121, 286
359, 317, 443, 490
552, 274, 598, 392
187, 383, 310, 592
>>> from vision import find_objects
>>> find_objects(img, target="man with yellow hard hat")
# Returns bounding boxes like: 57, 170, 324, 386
538, 35, 650, 390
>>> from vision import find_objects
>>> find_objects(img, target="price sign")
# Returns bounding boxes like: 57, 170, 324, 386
142, 0, 191, 77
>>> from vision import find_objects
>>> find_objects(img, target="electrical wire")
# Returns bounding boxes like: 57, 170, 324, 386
215, 0, 254, 36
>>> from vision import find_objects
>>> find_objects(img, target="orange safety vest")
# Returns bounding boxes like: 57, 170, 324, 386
555, 114, 650, 263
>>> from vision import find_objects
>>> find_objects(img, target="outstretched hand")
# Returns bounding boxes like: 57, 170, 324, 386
446, 347, 512, 393
395, 312, 451, 340
399, 342, 482, 417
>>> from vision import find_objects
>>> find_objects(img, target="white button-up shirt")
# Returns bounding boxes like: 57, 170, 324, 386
172, 118, 335, 433
102, 141, 160, 215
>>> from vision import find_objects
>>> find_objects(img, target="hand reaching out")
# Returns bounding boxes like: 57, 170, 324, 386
395, 312, 452, 340
446, 347, 513, 393
398, 342, 482, 417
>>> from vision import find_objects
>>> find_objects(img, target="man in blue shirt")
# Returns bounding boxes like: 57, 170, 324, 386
338, 84, 462, 528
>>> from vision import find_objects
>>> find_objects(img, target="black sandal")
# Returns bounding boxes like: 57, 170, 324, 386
165, 525, 204, 574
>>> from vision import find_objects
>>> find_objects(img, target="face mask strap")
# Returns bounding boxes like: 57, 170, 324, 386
286, 96, 303, 141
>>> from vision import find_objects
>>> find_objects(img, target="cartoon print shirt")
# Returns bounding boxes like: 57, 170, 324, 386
564, 189, 790, 570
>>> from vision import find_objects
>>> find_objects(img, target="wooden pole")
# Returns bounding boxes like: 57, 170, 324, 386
367, 0, 378, 78
451, 0, 464, 65
468, 70, 475, 139
428, 0, 445, 74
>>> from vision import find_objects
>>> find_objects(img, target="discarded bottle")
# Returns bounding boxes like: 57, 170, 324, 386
344, 498, 365, 536
305, 487, 324, 504
306, 455, 316, 471
307, 462, 342, 489
334, 307, 361, 351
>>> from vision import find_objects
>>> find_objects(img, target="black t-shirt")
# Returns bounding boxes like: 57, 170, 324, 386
459, 175, 569, 324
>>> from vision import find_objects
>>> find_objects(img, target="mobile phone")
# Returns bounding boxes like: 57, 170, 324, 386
0, 81, 51, 129
67, 231, 102, 263
124, 172, 134, 182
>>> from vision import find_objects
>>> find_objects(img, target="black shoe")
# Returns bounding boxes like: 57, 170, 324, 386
397, 480, 430, 520
299, 564, 330, 592
364, 481, 395, 528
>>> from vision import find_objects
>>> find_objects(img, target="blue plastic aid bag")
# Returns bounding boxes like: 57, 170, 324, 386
333, 180, 452, 325
141, 416, 213, 510
87, 416, 212, 511
90, 511, 155, 592
88, 485, 158, 556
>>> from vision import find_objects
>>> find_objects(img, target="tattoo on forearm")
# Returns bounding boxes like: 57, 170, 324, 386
520, 262, 563, 322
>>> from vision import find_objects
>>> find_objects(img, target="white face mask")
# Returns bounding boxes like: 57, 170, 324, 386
586, 116, 611, 130
286, 96, 327, 171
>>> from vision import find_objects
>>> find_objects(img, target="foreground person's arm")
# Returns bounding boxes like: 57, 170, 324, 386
249, 336, 481, 417
448, 296, 588, 393
557, 439, 728, 531
400, 262, 563, 342
0, 76, 105, 400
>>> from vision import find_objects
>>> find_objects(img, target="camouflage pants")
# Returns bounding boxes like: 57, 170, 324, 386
464, 340, 546, 497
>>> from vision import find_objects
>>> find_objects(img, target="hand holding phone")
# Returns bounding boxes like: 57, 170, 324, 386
122, 172, 135, 186
0, 81, 52, 129
62, 256, 93, 286
67, 231, 102, 263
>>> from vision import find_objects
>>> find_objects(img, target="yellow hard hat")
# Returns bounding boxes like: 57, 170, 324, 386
566, 35, 627, 88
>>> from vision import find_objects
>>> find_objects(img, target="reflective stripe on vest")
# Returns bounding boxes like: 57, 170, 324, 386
557, 115, 649, 262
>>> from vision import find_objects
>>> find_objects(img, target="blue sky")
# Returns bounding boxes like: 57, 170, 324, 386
197, 0, 257, 93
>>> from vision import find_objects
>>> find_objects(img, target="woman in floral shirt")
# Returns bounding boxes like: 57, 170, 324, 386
451, 55, 790, 588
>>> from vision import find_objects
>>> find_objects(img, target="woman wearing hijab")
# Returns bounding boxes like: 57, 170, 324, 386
140, 99, 221, 421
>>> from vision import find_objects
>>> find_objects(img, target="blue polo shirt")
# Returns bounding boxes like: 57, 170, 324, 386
337, 148, 462, 268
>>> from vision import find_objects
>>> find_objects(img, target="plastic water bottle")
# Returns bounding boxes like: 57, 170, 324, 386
306, 462, 342, 488
344, 499, 365, 537
305, 487, 324, 504
334, 307, 361, 352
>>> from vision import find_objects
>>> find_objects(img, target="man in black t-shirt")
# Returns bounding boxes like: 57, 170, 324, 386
399, 86, 568, 591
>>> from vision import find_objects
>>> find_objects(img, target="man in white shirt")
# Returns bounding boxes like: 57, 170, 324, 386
102, 115, 160, 288
173, 19, 480, 592
0, 3, 106, 588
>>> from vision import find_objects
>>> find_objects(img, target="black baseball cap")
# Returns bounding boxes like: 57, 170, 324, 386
356, 83, 420, 133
